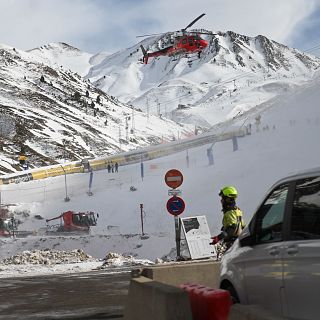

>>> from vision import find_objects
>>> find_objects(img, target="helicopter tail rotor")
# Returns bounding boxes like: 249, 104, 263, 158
140, 45, 149, 64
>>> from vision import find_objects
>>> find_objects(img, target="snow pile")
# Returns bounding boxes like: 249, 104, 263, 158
1, 248, 96, 266
100, 252, 155, 268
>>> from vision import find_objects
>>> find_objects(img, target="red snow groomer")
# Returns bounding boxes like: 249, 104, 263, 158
46, 211, 98, 233
0, 218, 16, 237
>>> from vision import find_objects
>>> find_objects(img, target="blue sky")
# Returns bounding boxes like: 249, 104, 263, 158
0, 0, 320, 56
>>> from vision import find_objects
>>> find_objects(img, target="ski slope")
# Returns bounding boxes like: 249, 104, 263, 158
0, 74, 319, 277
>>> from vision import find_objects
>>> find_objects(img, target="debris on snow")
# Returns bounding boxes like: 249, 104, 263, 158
1, 249, 96, 266
100, 252, 154, 268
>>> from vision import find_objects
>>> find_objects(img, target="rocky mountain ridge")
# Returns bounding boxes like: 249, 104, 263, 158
1, 29, 320, 175
84, 30, 320, 126
0, 44, 193, 174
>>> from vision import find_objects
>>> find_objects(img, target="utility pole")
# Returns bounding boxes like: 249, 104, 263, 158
60, 165, 70, 202
125, 117, 129, 141
119, 124, 122, 150
139, 204, 145, 236
131, 105, 135, 133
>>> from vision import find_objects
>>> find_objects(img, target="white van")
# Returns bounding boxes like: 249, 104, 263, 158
220, 167, 320, 320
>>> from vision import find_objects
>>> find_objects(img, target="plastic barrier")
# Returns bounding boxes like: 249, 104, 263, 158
181, 283, 232, 320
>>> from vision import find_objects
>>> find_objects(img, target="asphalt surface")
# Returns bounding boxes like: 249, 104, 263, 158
0, 270, 132, 320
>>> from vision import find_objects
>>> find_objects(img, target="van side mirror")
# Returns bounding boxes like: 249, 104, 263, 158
239, 234, 254, 247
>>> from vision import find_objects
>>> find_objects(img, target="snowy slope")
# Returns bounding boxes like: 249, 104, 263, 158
85, 31, 320, 127
0, 44, 193, 174
28, 42, 111, 77
0, 72, 319, 277
1, 30, 318, 177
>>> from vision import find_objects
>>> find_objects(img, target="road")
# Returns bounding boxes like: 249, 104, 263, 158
0, 270, 132, 320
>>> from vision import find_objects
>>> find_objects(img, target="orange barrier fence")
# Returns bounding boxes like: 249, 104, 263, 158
180, 283, 232, 320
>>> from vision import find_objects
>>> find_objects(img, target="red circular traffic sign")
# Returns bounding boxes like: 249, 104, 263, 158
165, 169, 183, 189
166, 196, 185, 216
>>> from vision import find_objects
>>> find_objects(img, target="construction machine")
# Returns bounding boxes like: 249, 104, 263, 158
0, 217, 17, 237
46, 211, 98, 233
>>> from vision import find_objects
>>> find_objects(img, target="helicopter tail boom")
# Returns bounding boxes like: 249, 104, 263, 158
140, 45, 149, 64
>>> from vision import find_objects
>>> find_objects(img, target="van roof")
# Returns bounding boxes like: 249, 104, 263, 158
272, 166, 320, 187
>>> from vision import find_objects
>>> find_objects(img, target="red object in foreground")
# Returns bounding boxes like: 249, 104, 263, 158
180, 283, 232, 320
210, 235, 220, 245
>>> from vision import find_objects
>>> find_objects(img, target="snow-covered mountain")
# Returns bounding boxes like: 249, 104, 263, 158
28, 42, 110, 77
0, 43, 193, 174
84, 30, 320, 127
0, 72, 319, 266
1, 29, 320, 175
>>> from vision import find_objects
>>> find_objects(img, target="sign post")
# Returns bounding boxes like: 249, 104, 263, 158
175, 216, 181, 258
165, 169, 185, 260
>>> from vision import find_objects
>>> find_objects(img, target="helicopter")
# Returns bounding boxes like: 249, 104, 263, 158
137, 13, 212, 64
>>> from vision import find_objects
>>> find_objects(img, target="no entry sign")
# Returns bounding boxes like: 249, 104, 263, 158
166, 196, 185, 216
165, 169, 183, 189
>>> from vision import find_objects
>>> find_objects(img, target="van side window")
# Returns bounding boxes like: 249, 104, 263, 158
255, 184, 289, 244
290, 177, 320, 240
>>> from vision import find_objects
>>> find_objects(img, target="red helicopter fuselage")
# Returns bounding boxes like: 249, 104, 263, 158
142, 34, 208, 64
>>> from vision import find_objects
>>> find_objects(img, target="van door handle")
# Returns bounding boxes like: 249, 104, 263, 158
287, 245, 298, 255
269, 247, 280, 256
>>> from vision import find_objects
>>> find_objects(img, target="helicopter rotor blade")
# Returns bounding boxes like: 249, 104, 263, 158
188, 31, 216, 36
183, 13, 206, 31
136, 32, 165, 38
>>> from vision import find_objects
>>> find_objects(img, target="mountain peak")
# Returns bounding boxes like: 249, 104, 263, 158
28, 42, 82, 53
84, 29, 320, 128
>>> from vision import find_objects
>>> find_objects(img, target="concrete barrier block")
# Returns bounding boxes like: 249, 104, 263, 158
141, 260, 220, 288
124, 276, 192, 320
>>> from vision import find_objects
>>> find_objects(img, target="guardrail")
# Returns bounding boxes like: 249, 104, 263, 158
0, 127, 247, 185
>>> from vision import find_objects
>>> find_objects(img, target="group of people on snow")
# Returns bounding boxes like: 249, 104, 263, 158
107, 161, 118, 173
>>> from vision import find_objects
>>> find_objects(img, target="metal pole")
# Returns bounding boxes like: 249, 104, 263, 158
186, 149, 189, 168
232, 135, 238, 152
0, 190, 2, 220
140, 204, 144, 236
140, 157, 144, 181
175, 216, 181, 259
11, 216, 15, 238
60, 165, 70, 202
88, 170, 93, 196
